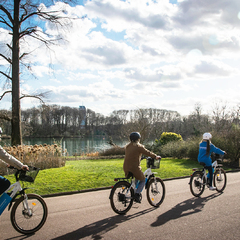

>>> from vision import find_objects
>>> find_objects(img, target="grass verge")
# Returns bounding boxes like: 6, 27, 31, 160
4, 158, 232, 196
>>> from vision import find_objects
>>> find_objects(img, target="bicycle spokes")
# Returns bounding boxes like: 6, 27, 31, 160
110, 181, 134, 215
146, 177, 165, 207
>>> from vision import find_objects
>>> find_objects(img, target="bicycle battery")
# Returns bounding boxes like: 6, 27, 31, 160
0, 192, 12, 215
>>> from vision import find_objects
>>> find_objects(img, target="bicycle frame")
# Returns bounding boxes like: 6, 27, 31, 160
193, 159, 223, 186
126, 167, 157, 194
0, 177, 30, 216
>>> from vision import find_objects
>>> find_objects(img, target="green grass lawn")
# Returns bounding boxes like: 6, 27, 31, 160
4, 158, 229, 196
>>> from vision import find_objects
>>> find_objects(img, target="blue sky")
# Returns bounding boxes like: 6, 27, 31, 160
1, 0, 240, 116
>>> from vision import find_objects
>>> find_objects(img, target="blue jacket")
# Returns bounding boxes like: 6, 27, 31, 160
198, 141, 225, 166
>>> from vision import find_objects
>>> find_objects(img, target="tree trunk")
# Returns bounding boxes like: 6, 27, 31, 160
11, 0, 22, 146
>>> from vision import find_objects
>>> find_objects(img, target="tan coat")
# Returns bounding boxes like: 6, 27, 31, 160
123, 142, 157, 181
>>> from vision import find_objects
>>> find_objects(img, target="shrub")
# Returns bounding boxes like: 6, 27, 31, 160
156, 132, 183, 146
160, 141, 188, 159
186, 138, 201, 161
150, 132, 183, 154
212, 126, 240, 162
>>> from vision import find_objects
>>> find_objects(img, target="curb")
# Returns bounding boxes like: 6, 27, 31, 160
41, 169, 240, 198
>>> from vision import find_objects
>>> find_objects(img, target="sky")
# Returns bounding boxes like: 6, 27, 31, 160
1, 0, 240, 117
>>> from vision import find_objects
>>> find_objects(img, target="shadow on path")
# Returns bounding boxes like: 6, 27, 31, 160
51, 206, 157, 240
151, 192, 222, 227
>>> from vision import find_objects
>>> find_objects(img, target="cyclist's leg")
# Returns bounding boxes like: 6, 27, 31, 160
136, 180, 145, 194
205, 166, 213, 186
132, 170, 145, 202
0, 176, 10, 195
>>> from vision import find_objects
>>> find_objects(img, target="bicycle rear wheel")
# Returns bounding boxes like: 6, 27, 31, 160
109, 181, 134, 215
189, 171, 205, 197
10, 193, 48, 235
213, 168, 227, 192
146, 177, 165, 207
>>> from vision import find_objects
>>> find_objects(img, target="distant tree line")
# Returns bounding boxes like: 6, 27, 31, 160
1, 103, 240, 143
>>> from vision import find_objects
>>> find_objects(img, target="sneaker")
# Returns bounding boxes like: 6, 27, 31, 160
209, 186, 216, 191
134, 193, 142, 203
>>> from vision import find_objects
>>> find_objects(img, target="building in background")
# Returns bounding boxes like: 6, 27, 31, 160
79, 106, 86, 127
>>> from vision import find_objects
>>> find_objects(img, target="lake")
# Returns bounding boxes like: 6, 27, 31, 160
1, 137, 127, 156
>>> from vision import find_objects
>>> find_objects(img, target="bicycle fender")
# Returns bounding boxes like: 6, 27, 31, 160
109, 181, 129, 198
145, 174, 155, 189
8, 194, 20, 211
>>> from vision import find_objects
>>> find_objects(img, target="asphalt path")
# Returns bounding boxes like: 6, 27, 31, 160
1, 171, 240, 240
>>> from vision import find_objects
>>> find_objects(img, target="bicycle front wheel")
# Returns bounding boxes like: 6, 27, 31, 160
214, 168, 227, 192
146, 177, 165, 207
109, 181, 134, 215
189, 171, 205, 197
10, 193, 48, 235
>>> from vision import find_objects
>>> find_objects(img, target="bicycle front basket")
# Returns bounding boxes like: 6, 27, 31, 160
152, 159, 160, 169
19, 166, 40, 183
146, 157, 160, 169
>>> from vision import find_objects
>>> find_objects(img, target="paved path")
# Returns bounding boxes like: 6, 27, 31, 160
1, 172, 240, 240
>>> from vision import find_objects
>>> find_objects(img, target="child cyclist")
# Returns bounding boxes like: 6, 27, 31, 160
198, 132, 226, 191
123, 132, 161, 203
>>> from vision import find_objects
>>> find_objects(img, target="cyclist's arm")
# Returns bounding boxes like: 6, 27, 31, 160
138, 144, 158, 159
210, 144, 225, 155
0, 146, 24, 170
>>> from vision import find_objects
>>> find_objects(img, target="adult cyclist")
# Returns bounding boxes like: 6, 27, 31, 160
123, 132, 161, 203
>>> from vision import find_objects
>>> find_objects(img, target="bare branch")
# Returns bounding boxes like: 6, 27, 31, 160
0, 4, 13, 27
19, 27, 37, 39
0, 53, 12, 64
0, 15, 12, 29
0, 90, 11, 101
19, 52, 29, 60
6, 44, 12, 50
19, 91, 52, 104
0, 71, 12, 80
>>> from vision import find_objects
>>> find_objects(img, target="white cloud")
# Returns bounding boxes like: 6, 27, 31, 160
1, 0, 240, 116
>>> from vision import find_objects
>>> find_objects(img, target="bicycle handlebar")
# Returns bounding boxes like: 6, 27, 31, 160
8, 165, 39, 183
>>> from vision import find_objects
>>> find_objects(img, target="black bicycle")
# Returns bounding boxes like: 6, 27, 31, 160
109, 157, 165, 215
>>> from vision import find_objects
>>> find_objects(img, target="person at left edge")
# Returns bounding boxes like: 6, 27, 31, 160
0, 127, 29, 195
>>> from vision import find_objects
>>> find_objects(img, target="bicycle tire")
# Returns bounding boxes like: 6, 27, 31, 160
213, 168, 227, 192
189, 171, 205, 197
10, 193, 48, 235
146, 177, 165, 207
109, 181, 134, 215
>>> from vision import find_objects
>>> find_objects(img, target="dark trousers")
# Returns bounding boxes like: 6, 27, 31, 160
0, 175, 11, 195
205, 165, 213, 187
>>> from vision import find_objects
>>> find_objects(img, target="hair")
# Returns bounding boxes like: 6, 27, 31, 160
206, 140, 210, 156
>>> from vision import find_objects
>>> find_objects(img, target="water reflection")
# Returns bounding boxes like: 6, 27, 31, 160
1, 137, 126, 156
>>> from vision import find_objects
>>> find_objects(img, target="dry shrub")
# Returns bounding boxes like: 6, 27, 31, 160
1, 144, 65, 175
99, 146, 125, 156
0, 160, 8, 175
86, 152, 99, 157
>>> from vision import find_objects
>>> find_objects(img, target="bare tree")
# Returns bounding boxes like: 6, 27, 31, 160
0, 0, 79, 145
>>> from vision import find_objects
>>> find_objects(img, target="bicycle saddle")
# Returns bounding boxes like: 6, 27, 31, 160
126, 172, 134, 179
